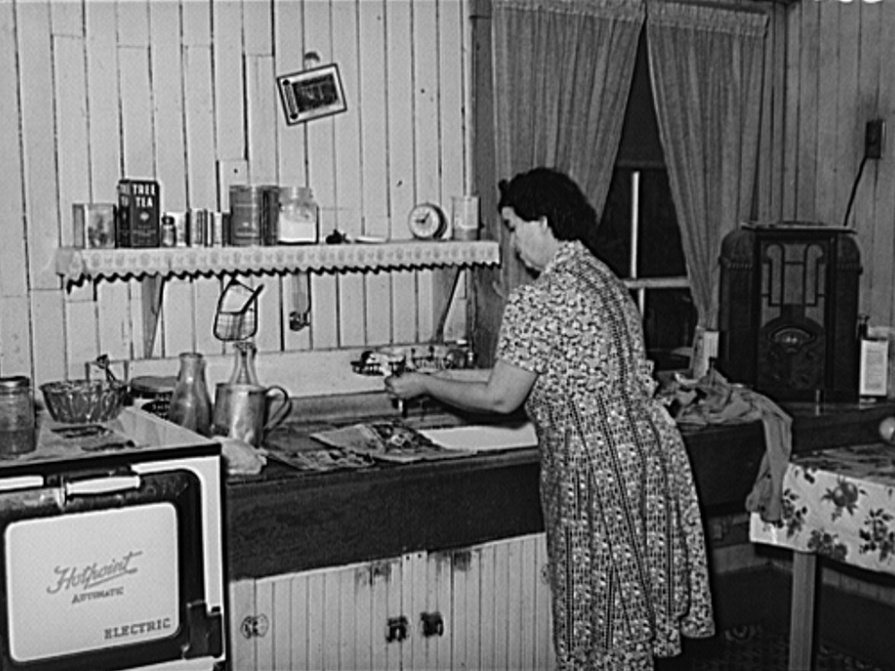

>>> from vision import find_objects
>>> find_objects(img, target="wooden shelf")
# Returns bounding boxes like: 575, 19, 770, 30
55, 240, 500, 359
54, 240, 500, 284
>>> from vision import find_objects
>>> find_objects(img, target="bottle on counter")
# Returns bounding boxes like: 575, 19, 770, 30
228, 340, 260, 386
168, 352, 213, 436
0, 376, 36, 456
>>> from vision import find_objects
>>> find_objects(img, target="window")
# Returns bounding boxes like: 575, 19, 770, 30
594, 31, 696, 371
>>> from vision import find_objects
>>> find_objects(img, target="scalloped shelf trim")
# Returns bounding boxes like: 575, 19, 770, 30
55, 241, 501, 283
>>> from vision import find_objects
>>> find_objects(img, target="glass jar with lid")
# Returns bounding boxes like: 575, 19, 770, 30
278, 186, 319, 244
0, 376, 36, 456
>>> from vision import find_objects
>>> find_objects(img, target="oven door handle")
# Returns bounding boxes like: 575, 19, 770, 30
64, 475, 141, 497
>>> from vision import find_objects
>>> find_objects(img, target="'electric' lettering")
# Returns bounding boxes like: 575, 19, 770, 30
104, 617, 172, 640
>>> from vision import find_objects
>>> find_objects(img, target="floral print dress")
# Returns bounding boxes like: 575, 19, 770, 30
496, 241, 715, 670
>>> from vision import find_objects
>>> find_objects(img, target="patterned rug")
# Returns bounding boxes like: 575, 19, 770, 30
688, 626, 890, 671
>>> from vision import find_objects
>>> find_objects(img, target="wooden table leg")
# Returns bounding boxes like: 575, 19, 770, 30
789, 551, 818, 671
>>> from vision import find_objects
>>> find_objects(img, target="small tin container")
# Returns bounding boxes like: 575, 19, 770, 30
0, 376, 36, 456
189, 209, 207, 247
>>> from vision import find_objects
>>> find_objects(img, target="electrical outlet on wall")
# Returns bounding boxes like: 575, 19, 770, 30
865, 119, 885, 160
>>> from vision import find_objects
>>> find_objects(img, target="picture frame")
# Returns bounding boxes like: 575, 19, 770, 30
277, 64, 347, 126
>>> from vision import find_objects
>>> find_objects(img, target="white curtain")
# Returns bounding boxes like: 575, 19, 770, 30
647, 1, 768, 329
492, 0, 645, 292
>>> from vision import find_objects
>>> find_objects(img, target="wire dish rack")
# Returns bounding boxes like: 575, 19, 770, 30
213, 277, 264, 342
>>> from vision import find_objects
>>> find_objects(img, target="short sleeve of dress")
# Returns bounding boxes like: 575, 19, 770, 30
496, 284, 553, 375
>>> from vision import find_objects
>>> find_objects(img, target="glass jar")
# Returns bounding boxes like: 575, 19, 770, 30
278, 186, 319, 244
0, 376, 36, 456
168, 352, 213, 436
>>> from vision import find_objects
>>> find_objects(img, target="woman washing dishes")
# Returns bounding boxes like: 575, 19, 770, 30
385, 167, 714, 670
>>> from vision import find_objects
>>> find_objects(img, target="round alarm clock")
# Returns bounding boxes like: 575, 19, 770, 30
408, 203, 447, 239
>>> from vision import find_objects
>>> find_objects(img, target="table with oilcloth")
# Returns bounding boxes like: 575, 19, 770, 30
750, 442, 895, 670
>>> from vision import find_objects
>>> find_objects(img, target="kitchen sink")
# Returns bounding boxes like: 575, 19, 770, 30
418, 421, 537, 452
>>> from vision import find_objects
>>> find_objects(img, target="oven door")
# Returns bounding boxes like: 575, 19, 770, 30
0, 468, 223, 671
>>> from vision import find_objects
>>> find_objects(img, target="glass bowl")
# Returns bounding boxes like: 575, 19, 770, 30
40, 379, 128, 423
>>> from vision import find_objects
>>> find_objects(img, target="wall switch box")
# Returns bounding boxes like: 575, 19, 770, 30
865, 119, 885, 159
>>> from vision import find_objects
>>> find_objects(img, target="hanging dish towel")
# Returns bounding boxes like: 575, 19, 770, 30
668, 369, 793, 523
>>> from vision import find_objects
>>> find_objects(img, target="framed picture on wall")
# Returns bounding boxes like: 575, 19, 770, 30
277, 64, 347, 126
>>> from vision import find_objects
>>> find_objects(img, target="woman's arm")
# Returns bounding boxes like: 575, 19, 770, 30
384, 359, 537, 415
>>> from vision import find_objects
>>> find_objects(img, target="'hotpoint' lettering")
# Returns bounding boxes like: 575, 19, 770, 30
47, 550, 143, 594
104, 617, 173, 640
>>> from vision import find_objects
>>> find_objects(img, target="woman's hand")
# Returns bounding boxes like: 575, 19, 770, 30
384, 372, 429, 401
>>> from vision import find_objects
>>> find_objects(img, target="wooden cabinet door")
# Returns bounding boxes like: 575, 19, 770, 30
448, 533, 555, 671
226, 533, 554, 670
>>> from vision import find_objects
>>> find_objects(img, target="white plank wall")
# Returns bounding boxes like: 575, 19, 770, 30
781, 0, 895, 328
0, 0, 472, 390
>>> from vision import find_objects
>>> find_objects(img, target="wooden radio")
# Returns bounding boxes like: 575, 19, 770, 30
718, 223, 862, 402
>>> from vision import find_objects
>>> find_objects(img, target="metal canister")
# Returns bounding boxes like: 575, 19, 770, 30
0, 376, 36, 456
230, 184, 279, 247
260, 186, 280, 245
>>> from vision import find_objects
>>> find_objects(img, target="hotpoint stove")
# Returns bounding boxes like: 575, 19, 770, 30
0, 408, 226, 671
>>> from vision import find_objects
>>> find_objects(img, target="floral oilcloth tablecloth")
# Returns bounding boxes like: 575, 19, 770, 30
750, 442, 895, 575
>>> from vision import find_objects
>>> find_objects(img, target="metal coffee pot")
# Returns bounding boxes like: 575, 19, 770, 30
212, 383, 292, 447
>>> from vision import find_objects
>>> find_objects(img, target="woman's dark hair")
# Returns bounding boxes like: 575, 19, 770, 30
497, 167, 598, 251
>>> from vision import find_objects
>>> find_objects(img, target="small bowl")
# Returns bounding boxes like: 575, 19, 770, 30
41, 379, 128, 424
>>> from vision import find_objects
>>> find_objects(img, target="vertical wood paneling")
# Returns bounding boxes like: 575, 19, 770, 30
794, 2, 820, 219
814, 4, 841, 224
183, 37, 225, 355
212, 0, 245, 166
53, 28, 100, 374
333, 0, 367, 348
271, 574, 293, 671
229, 578, 257, 671
353, 564, 374, 670
833, 5, 860, 223
426, 552, 453, 670
478, 541, 497, 670
304, 1, 339, 350
386, 0, 420, 344
360, 0, 393, 346
413, 1, 441, 341
867, 0, 895, 327
85, 3, 131, 363
854, 0, 882, 318
0, 3, 27, 300
306, 569, 326, 669
438, 0, 469, 341
254, 577, 276, 671
274, 1, 311, 353
19, 1, 60, 295
150, 2, 194, 358
290, 572, 311, 670
0, 2, 32, 376
535, 534, 555, 670
6, 0, 471, 386
784, 2, 895, 326
457, 546, 483, 669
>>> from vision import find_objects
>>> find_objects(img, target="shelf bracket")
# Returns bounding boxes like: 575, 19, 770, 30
141, 274, 165, 358
432, 267, 463, 343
